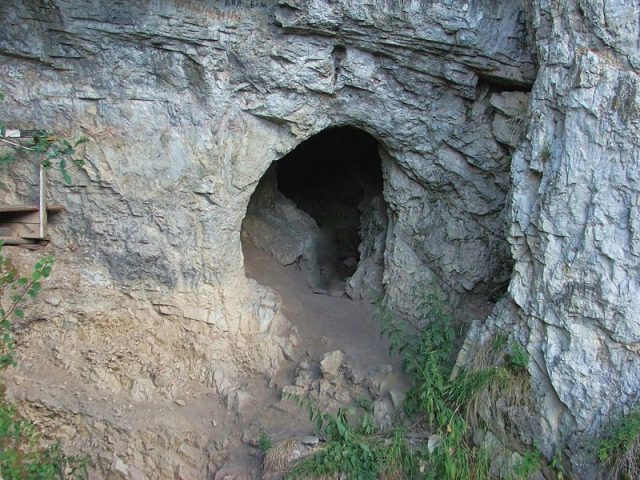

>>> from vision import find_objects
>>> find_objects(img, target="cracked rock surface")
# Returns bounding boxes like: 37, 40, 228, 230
0, 0, 638, 478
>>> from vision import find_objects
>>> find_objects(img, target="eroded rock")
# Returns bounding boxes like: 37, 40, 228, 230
0, 0, 636, 477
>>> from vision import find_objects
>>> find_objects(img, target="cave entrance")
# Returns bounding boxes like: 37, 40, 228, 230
241, 126, 387, 299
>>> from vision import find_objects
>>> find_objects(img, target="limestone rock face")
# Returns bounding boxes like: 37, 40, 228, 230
460, 1, 640, 477
0, 0, 637, 478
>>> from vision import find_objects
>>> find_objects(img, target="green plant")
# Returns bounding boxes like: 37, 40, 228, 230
379, 428, 415, 480
0, 92, 87, 186
258, 430, 272, 453
283, 393, 417, 479
539, 143, 551, 163
598, 407, 640, 479
513, 448, 543, 480
492, 334, 508, 353
549, 447, 569, 480
284, 394, 377, 479
506, 342, 529, 374
0, 402, 89, 479
284, 285, 537, 480
0, 246, 89, 479
0, 247, 55, 369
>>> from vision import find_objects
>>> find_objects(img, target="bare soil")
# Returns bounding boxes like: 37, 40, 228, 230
4, 242, 406, 478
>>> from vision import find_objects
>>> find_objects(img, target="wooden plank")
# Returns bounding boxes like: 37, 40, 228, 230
0, 205, 64, 213
0, 212, 41, 224
0, 236, 34, 245
0, 223, 39, 238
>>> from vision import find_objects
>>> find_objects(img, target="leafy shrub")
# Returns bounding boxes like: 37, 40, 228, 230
0, 248, 54, 368
0, 245, 89, 479
0, 402, 89, 479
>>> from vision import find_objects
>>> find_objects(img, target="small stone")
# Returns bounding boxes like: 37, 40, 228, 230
320, 350, 344, 383
427, 434, 441, 454
389, 387, 405, 408
298, 361, 310, 370
226, 390, 253, 414
130, 377, 155, 402
45, 297, 61, 306
178, 443, 202, 466
373, 398, 393, 429
345, 364, 365, 385
294, 365, 314, 388
301, 435, 319, 447
175, 399, 186, 406
112, 457, 128, 476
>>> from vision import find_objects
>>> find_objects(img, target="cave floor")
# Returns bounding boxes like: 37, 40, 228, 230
243, 240, 401, 369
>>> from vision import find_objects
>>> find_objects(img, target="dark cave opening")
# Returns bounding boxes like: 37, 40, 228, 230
242, 126, 387, 297
276, 126, 383, 278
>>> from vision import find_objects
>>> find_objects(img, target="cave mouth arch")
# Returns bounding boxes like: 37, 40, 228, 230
241, 125, 388, 299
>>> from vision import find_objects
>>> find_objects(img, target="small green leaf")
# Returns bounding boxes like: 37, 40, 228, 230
74, 136, 89, 146
0, 92, 5, 101
13, 309, 24, 319
63, 171, 72, 185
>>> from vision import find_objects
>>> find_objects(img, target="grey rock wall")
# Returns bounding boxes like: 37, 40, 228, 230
461, 0, 640, 477
0, 0, 529, 339
1, 0, 638, 477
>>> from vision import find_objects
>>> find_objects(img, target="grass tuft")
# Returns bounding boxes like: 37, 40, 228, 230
598, 407, 640, 479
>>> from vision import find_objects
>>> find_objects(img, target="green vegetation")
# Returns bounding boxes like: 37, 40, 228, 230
0, 93, 89, 478
506, 342, 529, 374
283, 393, 416, 479
539, 143, 551, 163
598, 407, 640, 479
0, 92, 87, 186
0, 245, 89, 479
0, 401, 89, 479
259, 430, 273, 453
0, 250, 54, 369
513, 448, 543, 480
280, 285, 537, 479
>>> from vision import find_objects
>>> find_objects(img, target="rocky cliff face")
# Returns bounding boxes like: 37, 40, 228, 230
461, 1, 640, 477
0, 0, 637, 477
